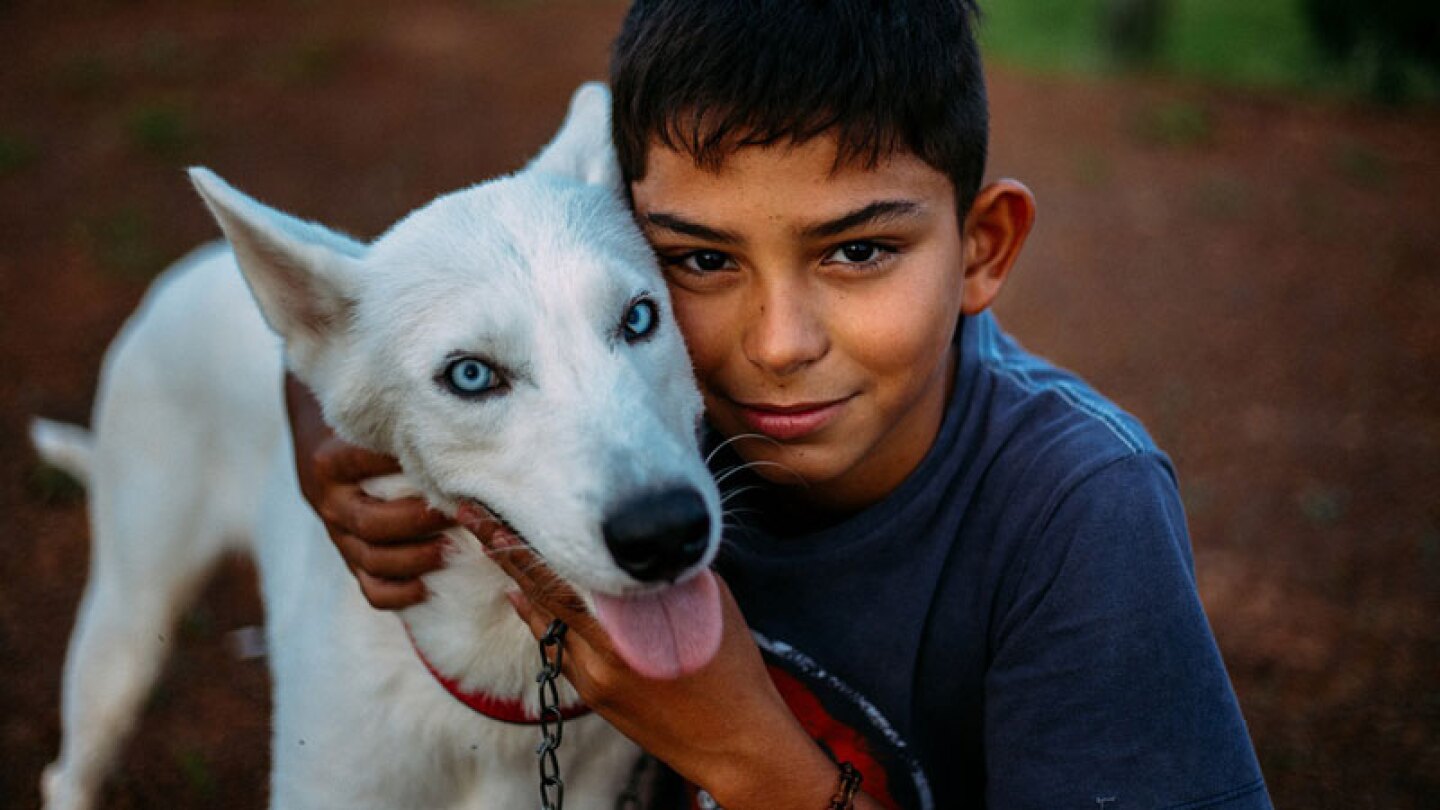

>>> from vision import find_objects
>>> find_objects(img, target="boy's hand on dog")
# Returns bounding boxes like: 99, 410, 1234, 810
465, 505, 866, 810
285, 373, 450, 610
288, 375, 876, 807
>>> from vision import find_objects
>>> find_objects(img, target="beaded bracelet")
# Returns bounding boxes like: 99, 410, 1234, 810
827, 762, 863, 810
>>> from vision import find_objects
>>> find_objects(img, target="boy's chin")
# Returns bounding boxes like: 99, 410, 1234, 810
729, 439, 865, 501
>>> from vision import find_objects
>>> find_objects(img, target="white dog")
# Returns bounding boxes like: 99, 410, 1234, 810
32, 83, 726, 810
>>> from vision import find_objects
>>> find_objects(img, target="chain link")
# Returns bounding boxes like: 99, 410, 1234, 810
535, 619, 658, 810
537, 619, 569, 810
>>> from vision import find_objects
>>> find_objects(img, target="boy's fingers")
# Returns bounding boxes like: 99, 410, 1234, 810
328, 490, 453, 543
454, 503, 513, 547
507, 590, 550, 636
505, 593, 606, 692
353, 570, 428, 610
474, 527, 540, 587
314, 438, 402, 484
469, 519, 596, 632
336, 532, 446, 579
506, 590, 603, 669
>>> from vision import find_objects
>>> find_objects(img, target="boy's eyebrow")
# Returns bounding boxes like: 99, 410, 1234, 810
642, 199, 924, 244
642, 212, 742, 244
801, 200, 924, 239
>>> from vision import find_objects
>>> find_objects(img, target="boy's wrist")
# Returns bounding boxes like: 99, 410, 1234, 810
702, 730, 842, 810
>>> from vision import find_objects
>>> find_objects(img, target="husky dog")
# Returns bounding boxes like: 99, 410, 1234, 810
32, 83, 725, 810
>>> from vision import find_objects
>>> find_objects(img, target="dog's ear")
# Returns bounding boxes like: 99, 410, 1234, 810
525, 82, 622, 192
188, 167, 365, 377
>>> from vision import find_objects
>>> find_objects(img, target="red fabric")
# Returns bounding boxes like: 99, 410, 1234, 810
410, 639, 593, 725
766, 665, 899, 809
686, 665, 900, 809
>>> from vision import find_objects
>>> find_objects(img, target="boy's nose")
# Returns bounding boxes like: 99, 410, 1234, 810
743, 278, 828, 377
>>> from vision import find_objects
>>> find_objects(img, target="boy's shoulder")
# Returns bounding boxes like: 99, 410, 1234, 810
962, 311, 1163, 482
922, 317, 1270, 810
918, 313, 1190, 604
944, 312, 1177, 532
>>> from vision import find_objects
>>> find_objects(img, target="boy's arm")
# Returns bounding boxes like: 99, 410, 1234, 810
470, 515, 886, 810
983, 452, 1270, 809
284, 372, 451, 609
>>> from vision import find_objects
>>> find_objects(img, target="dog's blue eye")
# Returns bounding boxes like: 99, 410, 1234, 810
622, 299, 658, 342
443, 357, 498, 396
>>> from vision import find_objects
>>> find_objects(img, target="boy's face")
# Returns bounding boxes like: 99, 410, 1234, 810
631, 135, 966, 510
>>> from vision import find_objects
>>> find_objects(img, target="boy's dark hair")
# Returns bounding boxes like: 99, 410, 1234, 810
611, 0, 989, 215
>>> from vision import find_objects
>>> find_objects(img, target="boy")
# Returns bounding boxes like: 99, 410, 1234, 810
287, 1, 1270, 807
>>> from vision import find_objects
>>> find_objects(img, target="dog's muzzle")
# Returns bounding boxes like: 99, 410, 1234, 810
602, 487, 710, 583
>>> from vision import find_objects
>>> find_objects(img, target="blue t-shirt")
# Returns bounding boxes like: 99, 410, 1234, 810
710, 312, 1270, 810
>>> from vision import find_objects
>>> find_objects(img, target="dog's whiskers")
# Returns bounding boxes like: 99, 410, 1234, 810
704, 432, 779, 466
720, 503, 763, 537
720, 484, 762, 505
714, 458, 805, 488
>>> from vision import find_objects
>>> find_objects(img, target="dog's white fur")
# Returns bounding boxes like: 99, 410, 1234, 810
34, 83, 720, 810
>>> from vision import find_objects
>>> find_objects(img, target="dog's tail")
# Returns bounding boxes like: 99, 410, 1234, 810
30, 418, 95, 487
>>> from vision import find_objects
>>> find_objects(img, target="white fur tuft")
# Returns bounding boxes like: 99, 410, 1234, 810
30, 418, 94, 486
524, 82, 621, 192
187, 166, 365, 385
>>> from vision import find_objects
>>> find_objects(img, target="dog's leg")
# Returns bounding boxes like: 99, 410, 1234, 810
42, 247, 278, 810
42, 575, 208, 809
41, 462, 224, 810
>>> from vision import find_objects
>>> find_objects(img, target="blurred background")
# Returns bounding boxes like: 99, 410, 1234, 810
1, 0, 1436, 807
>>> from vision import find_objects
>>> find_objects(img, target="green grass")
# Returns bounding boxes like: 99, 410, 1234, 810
1331, 141, 1392, 188
0, 133, 39, 177
138, 31, 185, 79
1159, 0, 1318, 89
27, 462, 86, 506
1130, 98, 1214, 147
53, 52, 117, 97
979, 0, 1110, 75
125, 101, 197, 157
978, 0, 1400, 97
272, 36, 349, 86
173, 747, 217, 800
78, 206, 164, 278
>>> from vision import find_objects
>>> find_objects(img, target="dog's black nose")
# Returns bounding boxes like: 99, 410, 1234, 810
603, 487, 711, 583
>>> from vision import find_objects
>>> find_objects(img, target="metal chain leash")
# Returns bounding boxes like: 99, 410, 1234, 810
537, 619, 569, 810
535, 619, 657, 810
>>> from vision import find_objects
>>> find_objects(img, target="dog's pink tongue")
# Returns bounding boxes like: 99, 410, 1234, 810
591, 570, 722, 680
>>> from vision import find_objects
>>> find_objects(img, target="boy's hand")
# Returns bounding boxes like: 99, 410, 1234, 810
459, 504, 880, 810
285, 373, 451, 609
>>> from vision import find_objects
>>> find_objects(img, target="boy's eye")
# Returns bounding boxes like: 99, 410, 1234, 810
680, 250, 735, 273
824, 241, 889, 266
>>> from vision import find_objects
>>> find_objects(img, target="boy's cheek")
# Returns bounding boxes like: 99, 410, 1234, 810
666, 288, 733, 380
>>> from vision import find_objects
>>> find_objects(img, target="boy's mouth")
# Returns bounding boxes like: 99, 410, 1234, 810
730, 396, 852, 441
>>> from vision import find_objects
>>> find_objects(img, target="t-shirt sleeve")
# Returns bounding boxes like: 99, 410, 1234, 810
983, 452, 1271, 810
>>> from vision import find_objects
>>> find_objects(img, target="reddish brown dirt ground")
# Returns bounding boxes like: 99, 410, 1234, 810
2, 1, 1436, 808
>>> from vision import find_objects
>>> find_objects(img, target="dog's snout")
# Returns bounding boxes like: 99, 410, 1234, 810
602, 487, 710, 583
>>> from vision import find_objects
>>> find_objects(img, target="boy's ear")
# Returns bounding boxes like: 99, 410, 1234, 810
188, 167, 366, 379
525, 82, 622, 193
960, 179, 1036, 316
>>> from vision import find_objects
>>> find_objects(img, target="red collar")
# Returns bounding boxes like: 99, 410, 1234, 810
410, 636, 593, 725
